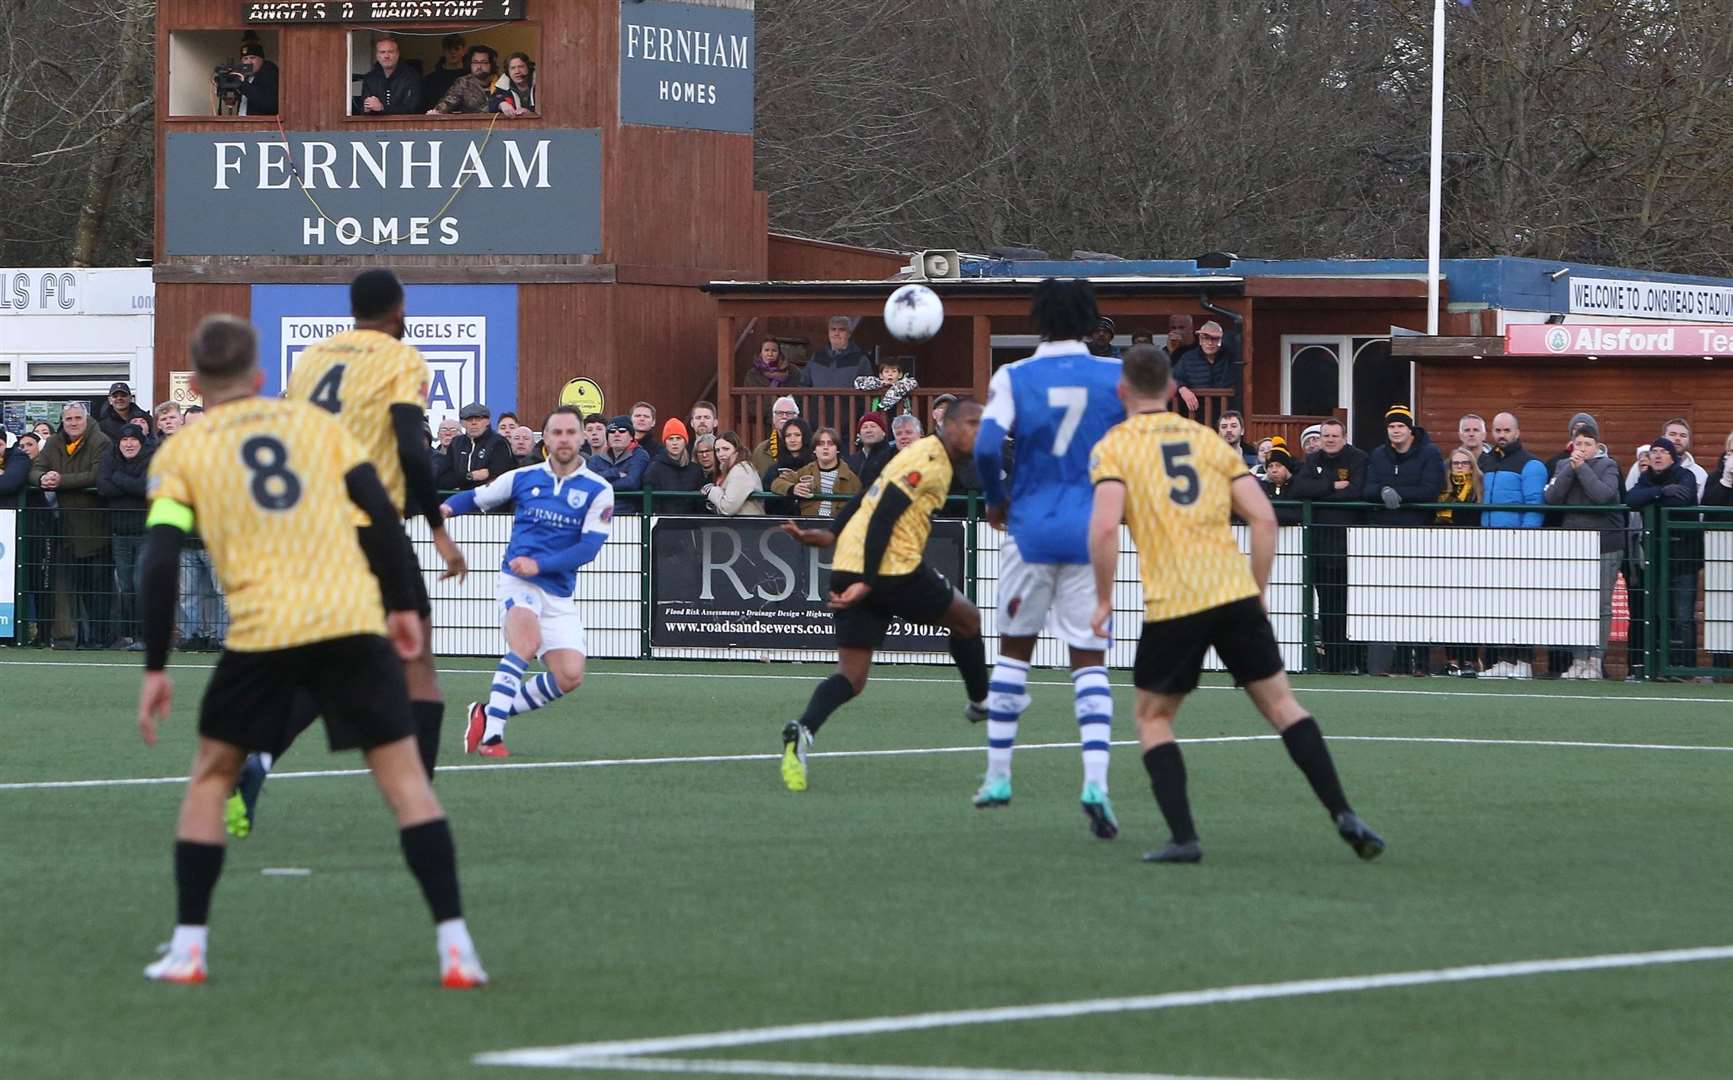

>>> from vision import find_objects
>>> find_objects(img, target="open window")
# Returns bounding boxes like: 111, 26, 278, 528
168, 29, 281, 118
347, 26, 542, 118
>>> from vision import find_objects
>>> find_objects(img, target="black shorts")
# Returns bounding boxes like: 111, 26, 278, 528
831, 565, 957, 651
199, 634, 415, 754
1133, 596, 1285, 695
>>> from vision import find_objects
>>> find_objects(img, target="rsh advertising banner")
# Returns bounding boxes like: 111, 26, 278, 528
250, 284, 517, 430
650, 517, 965, 651
163, 129, 601, 255
619, 0, 755, 134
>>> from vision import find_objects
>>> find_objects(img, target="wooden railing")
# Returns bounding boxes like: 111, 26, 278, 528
725, 387, 976, 448
1245, 411, 1346, 452
1183, 389, 1235, 431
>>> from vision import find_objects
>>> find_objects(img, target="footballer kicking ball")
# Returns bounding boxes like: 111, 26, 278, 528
884, 283, 944, 342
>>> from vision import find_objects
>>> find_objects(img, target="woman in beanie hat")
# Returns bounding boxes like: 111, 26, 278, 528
644, 418, 707, 514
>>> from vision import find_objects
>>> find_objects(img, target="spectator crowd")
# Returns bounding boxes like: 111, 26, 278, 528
9, 322, 1731, 682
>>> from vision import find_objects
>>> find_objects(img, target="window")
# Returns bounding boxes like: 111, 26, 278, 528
1280, 335, 1409, 447
168, 30, 281, 118
347, 27, 542, 118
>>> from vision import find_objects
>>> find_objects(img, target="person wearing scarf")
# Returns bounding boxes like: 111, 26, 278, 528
745, 340, 795, 388
1435, 445, 1483, 526
762, 418, 814, 515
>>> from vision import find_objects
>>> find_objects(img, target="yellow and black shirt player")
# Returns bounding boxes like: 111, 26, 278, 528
140, 316, 426, 748
776, 401, 992, 793
285, 269, 450, 550
1084, 343, 1385, 865
134, 313, 489, 991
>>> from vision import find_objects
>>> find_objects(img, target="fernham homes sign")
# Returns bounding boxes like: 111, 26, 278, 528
162, 129, 601, 255
1506, 323, 1733, 357
619, 0, 755, 134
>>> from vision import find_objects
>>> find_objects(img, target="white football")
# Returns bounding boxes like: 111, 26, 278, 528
884, 283, 944, 342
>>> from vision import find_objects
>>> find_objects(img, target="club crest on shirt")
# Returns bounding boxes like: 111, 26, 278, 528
565, 489, 585, 509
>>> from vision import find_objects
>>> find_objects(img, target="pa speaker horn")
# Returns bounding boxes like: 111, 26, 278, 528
911, 250, 961, 280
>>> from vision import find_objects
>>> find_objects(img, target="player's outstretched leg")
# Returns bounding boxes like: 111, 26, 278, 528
474, 650, 529, 757
941, 593, 990, 720
225, 691, 319, 839
147, 738, 245, 983
367, 737, 487, 987
407, 614, 445, 779
1072, 661, 1117, 839
1134, 694, 1201, 864
783, 651, 868, 792
1245, 673, 1385, 861
975, 651, 1030, 809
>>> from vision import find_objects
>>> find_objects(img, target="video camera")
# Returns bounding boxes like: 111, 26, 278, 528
213, 61, 248, 114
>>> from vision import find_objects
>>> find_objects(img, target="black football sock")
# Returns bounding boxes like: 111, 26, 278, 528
948, 633, 990, 702
1280, 716, 1352, 818
799, 673, 856, 736
174, 840, 226, 925
400, 818, 463, 923
1141, 743, 1198, 844
411, 701, 444, 780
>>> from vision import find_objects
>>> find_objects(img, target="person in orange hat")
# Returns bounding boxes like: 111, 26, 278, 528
644, 418, 706, 513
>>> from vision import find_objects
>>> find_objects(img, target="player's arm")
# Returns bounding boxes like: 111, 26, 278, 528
442, 468, 516, 518
1087, 479, 1124, 638
532, 485, 615, 575
346, 463, 422, 613
974, 366, 1016, 511
391, 403, 467, 580
1229, 473, 1278, 596
138, 500, 191, 674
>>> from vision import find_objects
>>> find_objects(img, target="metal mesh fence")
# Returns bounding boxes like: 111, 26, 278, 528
4, 494, 1730, 681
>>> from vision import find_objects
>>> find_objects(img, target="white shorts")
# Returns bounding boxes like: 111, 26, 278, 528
497, 576, 589, 659
996, 537, 1108, 651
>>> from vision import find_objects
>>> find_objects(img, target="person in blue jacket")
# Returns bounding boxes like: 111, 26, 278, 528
1480, 412, 1547, 528
587, 416, 650, 507
1362, 405, 1444, 527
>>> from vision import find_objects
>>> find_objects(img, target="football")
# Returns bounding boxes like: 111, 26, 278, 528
884, 283, 944, 342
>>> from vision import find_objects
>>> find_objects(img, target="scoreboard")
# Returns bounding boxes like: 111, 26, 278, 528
244, 1, 522, 22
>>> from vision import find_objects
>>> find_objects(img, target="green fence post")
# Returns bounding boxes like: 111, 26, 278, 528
1646, 505, 1663, 680
640, 490, 653, 660
964, 493, 979, 603
1298, 500, 1315, 674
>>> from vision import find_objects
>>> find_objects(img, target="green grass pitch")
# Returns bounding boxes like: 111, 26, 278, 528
3, 653, 1732, 1079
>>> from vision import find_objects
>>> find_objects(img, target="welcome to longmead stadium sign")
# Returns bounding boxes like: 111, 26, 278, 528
162, 129, 601, 256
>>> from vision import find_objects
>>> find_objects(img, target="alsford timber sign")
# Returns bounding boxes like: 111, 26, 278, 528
1505, 322, 1733, 357
162, 129, 601, 255
620, 0, 755, 134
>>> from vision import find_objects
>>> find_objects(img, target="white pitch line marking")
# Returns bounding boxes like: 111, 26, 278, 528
1, 658, 1728, 706
6, 733, 1733, 793
473, 945, 1733, 1068
539, 1056, 1278, 1080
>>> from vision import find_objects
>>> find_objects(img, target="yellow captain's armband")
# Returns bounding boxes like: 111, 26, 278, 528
146, 497, 195, 533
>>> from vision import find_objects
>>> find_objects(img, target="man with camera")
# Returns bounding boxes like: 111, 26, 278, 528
215, 39, 278, 116
360, 37, 423, 115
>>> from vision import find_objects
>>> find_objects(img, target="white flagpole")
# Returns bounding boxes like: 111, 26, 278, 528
1428, 0, 1445, 335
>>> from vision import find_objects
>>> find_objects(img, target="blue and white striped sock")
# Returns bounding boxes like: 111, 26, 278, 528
1073, 665, 1113, 790
985, 657, 1031, 781
485, 652, 529, 741
510, 672, 567, 716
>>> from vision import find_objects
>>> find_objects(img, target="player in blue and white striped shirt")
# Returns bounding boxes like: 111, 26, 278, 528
442, 406, 613, 758
973, 278, 1125, 838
